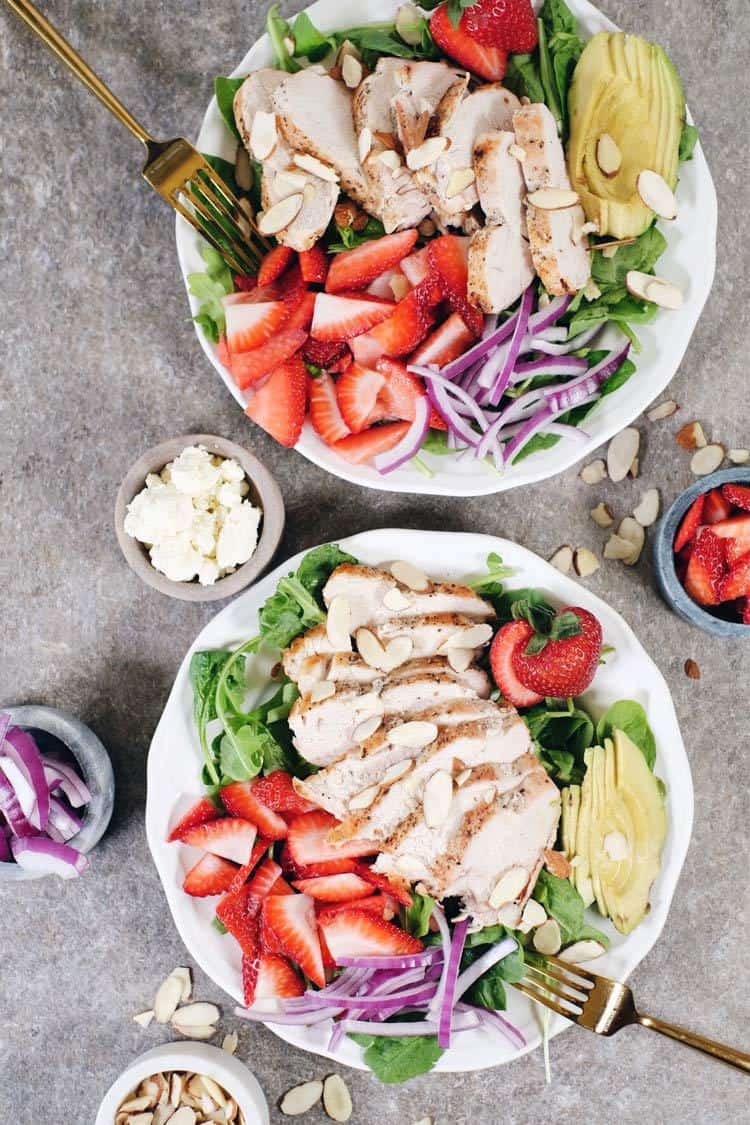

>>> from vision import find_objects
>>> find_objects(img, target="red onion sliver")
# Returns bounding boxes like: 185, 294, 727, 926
526, 293, 572, 335
334, 949, 437, 970
441, 310, 519, 381
374, 396, 431, 474
11, 836, 90, 878
47, 796, 84, 842
40, 756, 91, 807
483, 285, 535, 404
3, 727, 50, 830
457, 1002, 526, 1050
438, 917, 470, 1048
454, 936, 518, 1003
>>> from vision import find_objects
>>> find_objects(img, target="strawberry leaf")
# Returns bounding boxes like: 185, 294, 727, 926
510, 592, 556, 633
548, 611, 582, 641
524, 634, 549, 656
447, 0, 477, 28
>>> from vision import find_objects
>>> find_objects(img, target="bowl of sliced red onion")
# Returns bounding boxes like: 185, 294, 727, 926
0, 704, 115, 881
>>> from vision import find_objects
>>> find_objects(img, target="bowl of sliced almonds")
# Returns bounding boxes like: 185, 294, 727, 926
96, 1042, 269, 1125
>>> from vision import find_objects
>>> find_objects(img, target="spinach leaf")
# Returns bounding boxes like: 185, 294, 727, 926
536, 0, 585, 137
420, 429, 459, 456
187, 244, 234, 344
214, 76, 245, 140
403, 893, 435, 938
349, 1026, 443, 1083
292, 11, 335, 61
327, 217, 387, 253
565, 295, 658, 352
459, 930, 525, 1011
203, 153, 240, 197
505, 52, 546, 104
296, 543, 358, 600
540, 0, 579, 35
533, 869, 608, 946
591, 227, 667, 292
526, 699, 595, 785
266, 4, 302, 72
679, 122, 699, 162
596, 700, 656, 770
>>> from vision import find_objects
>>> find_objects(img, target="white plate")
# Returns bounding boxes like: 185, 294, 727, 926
146, 528, 693, 1073
176, 0, 716, 498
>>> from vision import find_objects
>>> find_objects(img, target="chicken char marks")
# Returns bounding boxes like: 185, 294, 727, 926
283, 562, 562, 928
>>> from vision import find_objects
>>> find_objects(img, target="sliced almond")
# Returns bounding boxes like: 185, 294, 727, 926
521, 898, 547, 929
617, 517, 646, 565
603, 829, 630, 861
647, 399, 679, 422
310, 680, 336, 703
358, 127, 373, 163
274, 170, 309, 195
133, 1010, 155, 1028
406, 135, 448, 171
440, 622, 493, 651
170, 1002, 219, 1027
327, 595, 352, 650
250, 111, 277, 161
390, 560, 429, 591
684, 658, 701, 680
349, 784, 381, 811
447, 648, 474, 674
455, 768, 472, 787
579, 459, 606, 485
509, 143, 526, 162
446, 168, 476, 199
382, 759, 414, 785
354, 714, 382, 742
280, 1080, 324, 1116
607, 427, 640, 483
153, 1107, 175, 1125
596, 133, 622, 177
637, 169, 677, 219
356, 627, 389, 670
293, 152, 339, 183
377, 149, 402, 172
222, 1031, 238, 1055
628, 456, 639, 479
574, 547, 600, 578
590, 502, 614, 528
171, 967, 192, 1003
322, 1074, 353, 1122
153, 973, 183, 1023
127, 1114, 155, 1125
170, 1111, 197, 1125
388, 720, 438, 748
633, 488, 660, 527
385, 636, 413, 669
170, 1074, 185, 1107
549, 545, 573, 574
676, 421, 707, 450
342, 53, 364, 88
527, 187, 579, 210
558, 939, 606, 963
604, 533, 636, 561
383, 586, 412, 611
171, 1022, 217, 1040
489, 866, 528, 909
729, 448, 750, 464
533, 917, 562, 955
582, 277, 601, 301
390, 273, 411, 301
691, 443, 725, 475
645, 278, 683, 310
423, 769, 453, 828
258, 194, 303, 235
544, 848, 571, 878
336, 39, 361, 66
120, 1095, 154, 1113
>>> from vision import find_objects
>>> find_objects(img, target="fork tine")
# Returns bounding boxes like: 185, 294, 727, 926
513, 979, 580, 1020
170, 196, 249, 276
523, 964, 590, 1005
195, 170, 270, 252
179, 186, 259, 274
185, 179, 263, 266
544, 954, 597, 988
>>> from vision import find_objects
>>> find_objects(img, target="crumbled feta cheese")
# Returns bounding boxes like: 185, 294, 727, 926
124, 445, 259, 585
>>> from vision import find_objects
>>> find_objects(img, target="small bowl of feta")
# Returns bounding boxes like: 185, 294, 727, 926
115, 435, 284, 601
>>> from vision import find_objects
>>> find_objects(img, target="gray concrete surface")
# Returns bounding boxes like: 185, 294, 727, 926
0, 1, 748, 1121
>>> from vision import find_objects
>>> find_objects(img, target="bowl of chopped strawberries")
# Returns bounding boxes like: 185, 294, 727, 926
654, 468, 750, 635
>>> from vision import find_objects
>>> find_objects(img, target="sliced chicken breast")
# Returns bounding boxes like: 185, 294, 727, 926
323, 563, 495, 629
391, 60, 465, 152
511, 102, 570, 193
298, 652, 490, 697
272, 69, 371, 210
468, 224, 535, 313
375, 614, 494, 661
473, 130, 526, 228
282, 623, 341, 686
234, 69, 338, 251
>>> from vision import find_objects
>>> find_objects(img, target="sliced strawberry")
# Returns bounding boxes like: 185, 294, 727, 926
684, 528, 727, 606
251, 771, 317, 816
225, 300, 287, 354
311, 293, 394, 342
287, 810, 378, 868
181, 818, 258, 866
263, 893, 325, 986
350, 331, 386, 368
326, 230, 419, 294
245, 857, 284, 898
280, 841, 359, 880
318, 907, 423, 963
299, 244, 329, 284
366, 289, 435, 357
234, 274, 257, 292
167, 796, 219, 843
216, 333, 231, 369
368, 268, 406, 299
717, 550, 750, 600
285, 289, 316, 332
375, 358, 424, 422
292, 873, 374, 902
411, 313, 475, 367
722, 483, 750, 512
309, 370, 351, 446
221, 781, 289, 840
227, 838, 271, 892
182, 853, 238, 897
741, 597, 750, 625
336, 364, 387, 433
258, 245, 295, 287
488, 621, 545, 708
232, 327, 307, 390
706, 514, 750, 564
243, 951, 304, 1007
244, 354, 307, 446
329, 351, 353, 375
674, 494, 706, 553
353, 863, 413, 907
331, 421, 411, 465
464, 0, 537, 51
400, 246, 431, 288
302, 337, 348, 368
430, 4, 508, 81
427, 235, 483, 336
217, 884, 262, 955
703, 487, 733, 524
259, 911, 284, 955
271, 876, 295, 895
316, 894, 393, 922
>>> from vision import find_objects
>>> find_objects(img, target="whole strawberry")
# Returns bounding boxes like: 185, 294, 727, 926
463, 0, 538, 53
511, 605, 603, 697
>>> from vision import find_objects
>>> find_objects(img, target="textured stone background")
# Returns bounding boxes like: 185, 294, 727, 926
0, 1, 748, 1122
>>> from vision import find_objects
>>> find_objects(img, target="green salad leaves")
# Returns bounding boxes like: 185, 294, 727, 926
531, 870, 608, 947
596, 699, 656, 770
187, 244, 234, 343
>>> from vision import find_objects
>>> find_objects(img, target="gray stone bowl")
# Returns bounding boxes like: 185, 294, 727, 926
652, 466, 750, 637
0, 704, 115, 882
114, 434, 285, 602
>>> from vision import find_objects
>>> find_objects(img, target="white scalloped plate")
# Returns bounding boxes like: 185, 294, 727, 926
176, 0, 716, 497
146, 528, 693, 1073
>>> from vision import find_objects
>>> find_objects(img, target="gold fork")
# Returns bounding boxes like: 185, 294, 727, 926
5, 0, 269, 275
515, 954, 750, 1073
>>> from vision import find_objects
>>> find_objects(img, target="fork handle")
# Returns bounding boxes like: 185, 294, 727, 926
638, 1013, 750, 1074
4, 0, 152, 146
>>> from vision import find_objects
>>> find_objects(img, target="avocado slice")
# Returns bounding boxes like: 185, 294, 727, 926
567, 31, 685, 238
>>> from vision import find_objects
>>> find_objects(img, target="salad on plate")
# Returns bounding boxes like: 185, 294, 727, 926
165, 542, 668, 1082
188, 0, 700, 480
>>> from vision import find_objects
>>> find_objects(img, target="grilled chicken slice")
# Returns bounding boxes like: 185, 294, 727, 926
272, 69, 371, 210
473, 130, 526, 228
468, 224, 535, 313
323, 563, 494, 629
422, 82, 520, 228
391, 60, 465, 152
513, 102, 591, 295
296, 652, 490, 696
373, 762, 561, 926
233, 69, 338, 251
375, 613, 494, 660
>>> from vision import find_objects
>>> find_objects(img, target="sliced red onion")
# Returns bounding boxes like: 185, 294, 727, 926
526, 293, 572, 335
422, 379, 484, 448
0, 713, 10, 743
48, 796, 84, 842
411, 367, 489, 436
541, 341, 630, 412
0, 762, 35, 838
335, 949, 437, 970
11, 836, 90, 878
535, 326, 568, 342
544, 421, 590, 443
0, 829, 9, 862
479, 285, 534, 398
0, 758, 37, 821
340, 1009, 480, 1037
374, 397, 431, 474
454, 936, 518, 1002
41, 756, 91, 807
235, 1005, 340, 1025
441, 310, 519, 381
513, 356, 589, 381
3, 727, 50, 830
457, 1003, 526, 1050
438, 917, 470, 1048
528, 323, 601, 354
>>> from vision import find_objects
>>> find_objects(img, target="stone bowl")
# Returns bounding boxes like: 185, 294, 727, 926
114, 434, 285, 602
0, 704, 115, 881
652, 466, 750, 637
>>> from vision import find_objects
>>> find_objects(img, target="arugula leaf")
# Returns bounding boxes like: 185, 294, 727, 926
533, 869, 608, 946
595, 700, 656, 770
403, 893, 435, 938
679, 122, 699, 162
349, 1024, 443, 1083
266, 4, 302, 72
214, 76, 245, 140
219, 723, 267, 781
327, 217, 386, 253
187, 243, 234, 344
190, 649, 246, 785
